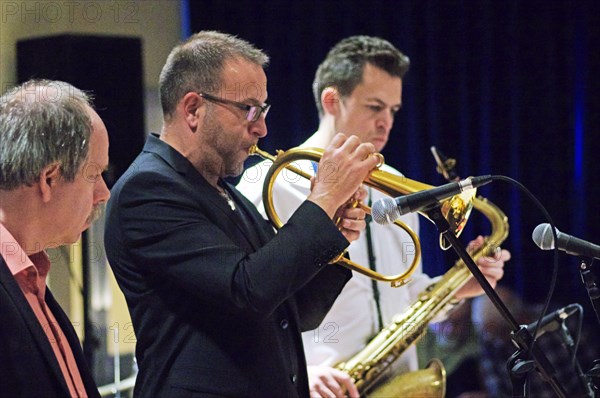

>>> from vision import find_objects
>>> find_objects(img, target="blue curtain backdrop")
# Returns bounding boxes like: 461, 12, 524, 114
187, 0, 600, 318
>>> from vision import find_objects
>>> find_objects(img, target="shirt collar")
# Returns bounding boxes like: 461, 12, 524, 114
0, 222, 51, 282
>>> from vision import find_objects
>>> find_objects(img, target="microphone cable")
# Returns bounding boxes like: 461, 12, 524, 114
485, 175, 560, 361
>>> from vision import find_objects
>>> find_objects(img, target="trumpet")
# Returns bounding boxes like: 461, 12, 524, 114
249, 145, 476, 288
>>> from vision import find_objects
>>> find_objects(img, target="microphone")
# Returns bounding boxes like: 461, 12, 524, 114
532, 223, 600, 260
525, 303, 579, 341
371, 175, 493, 225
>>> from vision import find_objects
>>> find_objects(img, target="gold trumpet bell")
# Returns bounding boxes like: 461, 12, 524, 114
366, 358, 447, 398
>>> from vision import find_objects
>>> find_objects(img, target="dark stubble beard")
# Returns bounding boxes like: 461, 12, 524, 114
203, 106, 246, 178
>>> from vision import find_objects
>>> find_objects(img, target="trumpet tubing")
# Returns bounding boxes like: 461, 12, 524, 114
250, 145, 421, 287
250, 145, 478, 288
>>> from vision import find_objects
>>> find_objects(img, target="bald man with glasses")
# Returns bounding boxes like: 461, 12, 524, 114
104, 31, 378, 397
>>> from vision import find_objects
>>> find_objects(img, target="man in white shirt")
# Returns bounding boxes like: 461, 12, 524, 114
238, 35, 510, 397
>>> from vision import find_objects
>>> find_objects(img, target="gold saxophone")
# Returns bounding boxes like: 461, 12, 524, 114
335, 196, 509, 397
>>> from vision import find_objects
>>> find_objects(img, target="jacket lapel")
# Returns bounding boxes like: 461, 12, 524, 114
0, 259, 70, 395
142, 134, 271, 252
225, 184, 273, 248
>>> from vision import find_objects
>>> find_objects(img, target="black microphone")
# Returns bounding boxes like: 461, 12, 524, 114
532, 223, 600, 260
525, 304, 580, 343
371, 175, 493, 225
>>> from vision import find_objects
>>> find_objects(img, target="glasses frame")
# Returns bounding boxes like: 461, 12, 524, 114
199, 92, 270, 122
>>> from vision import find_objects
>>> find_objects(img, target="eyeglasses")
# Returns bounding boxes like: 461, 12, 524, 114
199, 92, 270, 122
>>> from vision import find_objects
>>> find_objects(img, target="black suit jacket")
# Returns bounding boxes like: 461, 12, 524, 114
104, 134, 351, 397
0, 258, 100, 398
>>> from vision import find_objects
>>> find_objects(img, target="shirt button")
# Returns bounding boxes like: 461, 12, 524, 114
290, 374, 297, 384
280, 319, 289, 329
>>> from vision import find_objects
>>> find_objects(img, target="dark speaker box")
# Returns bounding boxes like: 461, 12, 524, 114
17, 34, 145, 186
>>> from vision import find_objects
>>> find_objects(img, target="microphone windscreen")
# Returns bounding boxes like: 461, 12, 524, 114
372, 197, 399, 225
532, 223, 556, 250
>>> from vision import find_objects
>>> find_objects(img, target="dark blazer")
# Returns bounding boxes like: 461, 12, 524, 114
0, 258, 100, 398
104, 134, 352, 398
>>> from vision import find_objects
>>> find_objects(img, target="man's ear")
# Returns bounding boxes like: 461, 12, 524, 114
39, 163, 61, 203
321, 87, 340, 116
181, 92, 205, 133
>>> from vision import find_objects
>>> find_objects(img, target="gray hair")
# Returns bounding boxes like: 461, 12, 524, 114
0, 79, 93, 190
313, 36, 410, 117
159, 30, 269, 119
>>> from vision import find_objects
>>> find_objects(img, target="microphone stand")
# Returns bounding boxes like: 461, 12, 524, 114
579, 257, 600, 394
424, 204, 568, 398
579, 257, 600, 324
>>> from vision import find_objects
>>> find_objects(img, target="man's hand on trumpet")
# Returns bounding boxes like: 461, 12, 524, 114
335, 187, 368, 243
308, 133, 379, 220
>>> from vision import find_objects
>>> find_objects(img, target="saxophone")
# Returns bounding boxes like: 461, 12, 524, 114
335, 196, 509, 397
